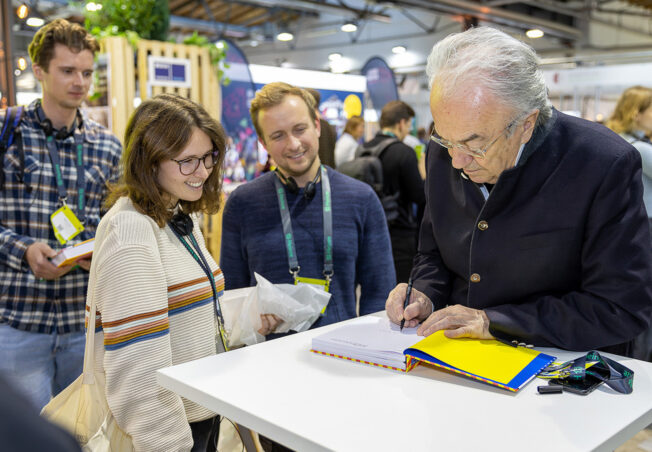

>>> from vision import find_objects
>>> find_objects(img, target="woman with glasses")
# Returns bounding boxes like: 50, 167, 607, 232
85, 93, 227, 451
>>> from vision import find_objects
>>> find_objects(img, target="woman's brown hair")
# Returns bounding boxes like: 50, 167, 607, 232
105, 93, 226, 227
343, 115, 364, 135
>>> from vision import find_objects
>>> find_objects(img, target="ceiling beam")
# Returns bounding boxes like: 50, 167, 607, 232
243, 0, 392, 22
169, 15, 251, 37
390, 0, 582, 40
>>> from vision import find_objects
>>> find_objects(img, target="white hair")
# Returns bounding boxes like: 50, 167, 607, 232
426, 26, 552, 127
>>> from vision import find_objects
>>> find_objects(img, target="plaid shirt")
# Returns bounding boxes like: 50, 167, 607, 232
0, 100, 122, 334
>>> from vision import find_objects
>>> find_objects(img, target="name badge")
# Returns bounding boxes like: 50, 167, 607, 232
294, 276, 330, 314
50, 204, 84, 244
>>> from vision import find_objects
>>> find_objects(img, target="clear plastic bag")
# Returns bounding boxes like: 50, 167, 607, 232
224, 273, 331, 347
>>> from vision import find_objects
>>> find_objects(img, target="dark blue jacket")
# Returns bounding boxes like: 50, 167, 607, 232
413, 109, 652, 355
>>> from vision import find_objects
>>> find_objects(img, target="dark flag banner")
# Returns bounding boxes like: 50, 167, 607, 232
360, 57, 398, 120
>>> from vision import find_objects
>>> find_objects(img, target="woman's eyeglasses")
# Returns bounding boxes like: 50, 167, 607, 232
171, 150, 220, 175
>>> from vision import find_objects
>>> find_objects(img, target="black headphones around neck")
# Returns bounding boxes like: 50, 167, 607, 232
169, 212, 194, 236
275, 168, 320, 201
36, 101, 80, 140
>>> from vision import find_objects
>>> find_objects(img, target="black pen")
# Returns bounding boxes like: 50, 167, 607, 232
399, 278, 413, 331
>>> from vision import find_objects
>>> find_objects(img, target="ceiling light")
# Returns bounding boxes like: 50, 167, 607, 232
328, 53, 342, 61
277, 31, 294, 42
17, 57, 27, 71
16, 4, 29, 19
526, 29, 544, 39
392, 45, 407, 54
26, 17, 45, 27
341, 21, 358, 33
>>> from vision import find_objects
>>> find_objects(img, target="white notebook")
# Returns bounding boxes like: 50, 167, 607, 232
311, 316, 419, 370
51, 238, 94, 267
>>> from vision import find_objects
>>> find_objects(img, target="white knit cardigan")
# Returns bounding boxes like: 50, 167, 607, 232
87, 197, 223, 451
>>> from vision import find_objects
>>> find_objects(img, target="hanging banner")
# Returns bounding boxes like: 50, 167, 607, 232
361, 57, 398, 120
220, 39, 260, 184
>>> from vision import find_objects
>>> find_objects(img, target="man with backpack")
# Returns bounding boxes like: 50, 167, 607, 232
362, 101, 425, 283
0, 19, 122, 410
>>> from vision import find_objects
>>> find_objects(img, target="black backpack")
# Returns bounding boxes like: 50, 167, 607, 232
0, 106, 25, 189
338, 137, 400, 223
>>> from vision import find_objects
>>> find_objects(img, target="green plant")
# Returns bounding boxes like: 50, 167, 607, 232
81, 1, 228, 82
182, 32, 230, 84
84, 0, 169, 42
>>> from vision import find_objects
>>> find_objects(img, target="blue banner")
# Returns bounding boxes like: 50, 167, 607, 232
361, 57, 398, 120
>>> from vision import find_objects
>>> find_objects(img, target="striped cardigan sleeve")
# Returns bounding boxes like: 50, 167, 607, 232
94, 221, 193, 451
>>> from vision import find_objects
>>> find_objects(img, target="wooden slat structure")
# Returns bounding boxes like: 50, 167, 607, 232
136, 39, 221, 120
202, 193, 225, 264
100, 36, 135, 144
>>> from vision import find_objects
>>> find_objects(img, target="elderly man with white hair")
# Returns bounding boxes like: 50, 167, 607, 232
386, 26, 652, 357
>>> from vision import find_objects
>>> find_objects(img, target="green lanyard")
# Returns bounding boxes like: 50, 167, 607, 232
273, 165, 333, 283
169, 221, 228, 352
45, 132, 86, 223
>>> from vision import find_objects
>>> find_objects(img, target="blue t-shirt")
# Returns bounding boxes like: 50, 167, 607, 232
221, 167, 396, 328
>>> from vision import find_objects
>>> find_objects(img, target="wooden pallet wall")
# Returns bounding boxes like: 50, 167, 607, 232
136, 39, 221, 120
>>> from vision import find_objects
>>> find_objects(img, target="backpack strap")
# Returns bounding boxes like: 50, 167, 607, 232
0, 106, 25, 189
360, 137, 400, 158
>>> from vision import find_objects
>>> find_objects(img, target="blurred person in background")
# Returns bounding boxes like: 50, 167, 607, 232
605, 86, 652, 237
365, 100, 425, 283
334, 115, 364, 168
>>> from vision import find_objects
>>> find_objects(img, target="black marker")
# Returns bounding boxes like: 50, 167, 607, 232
399, 278, 413, 331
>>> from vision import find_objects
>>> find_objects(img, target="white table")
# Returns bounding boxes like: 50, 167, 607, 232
157, 313, 652, 452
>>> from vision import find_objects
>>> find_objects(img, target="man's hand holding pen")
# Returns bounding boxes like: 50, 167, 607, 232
386, 283, 494, 340
386, 283, 433, 329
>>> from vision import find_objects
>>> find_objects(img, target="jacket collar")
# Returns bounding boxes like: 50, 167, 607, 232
517, 108, 558, 167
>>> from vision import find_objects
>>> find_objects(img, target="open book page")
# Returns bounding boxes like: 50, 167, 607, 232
311, 316, 419, 369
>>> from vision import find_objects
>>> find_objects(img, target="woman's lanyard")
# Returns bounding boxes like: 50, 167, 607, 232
44, 128, 86, 223
169, 220, 229, 352
273, 165, 333, 291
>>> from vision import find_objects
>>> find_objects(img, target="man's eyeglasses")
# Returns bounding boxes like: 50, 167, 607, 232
429, 116, 522, 159
171, 150, 220, 175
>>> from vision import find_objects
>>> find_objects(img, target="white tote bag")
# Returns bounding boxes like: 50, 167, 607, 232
41, 290, 134, 452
